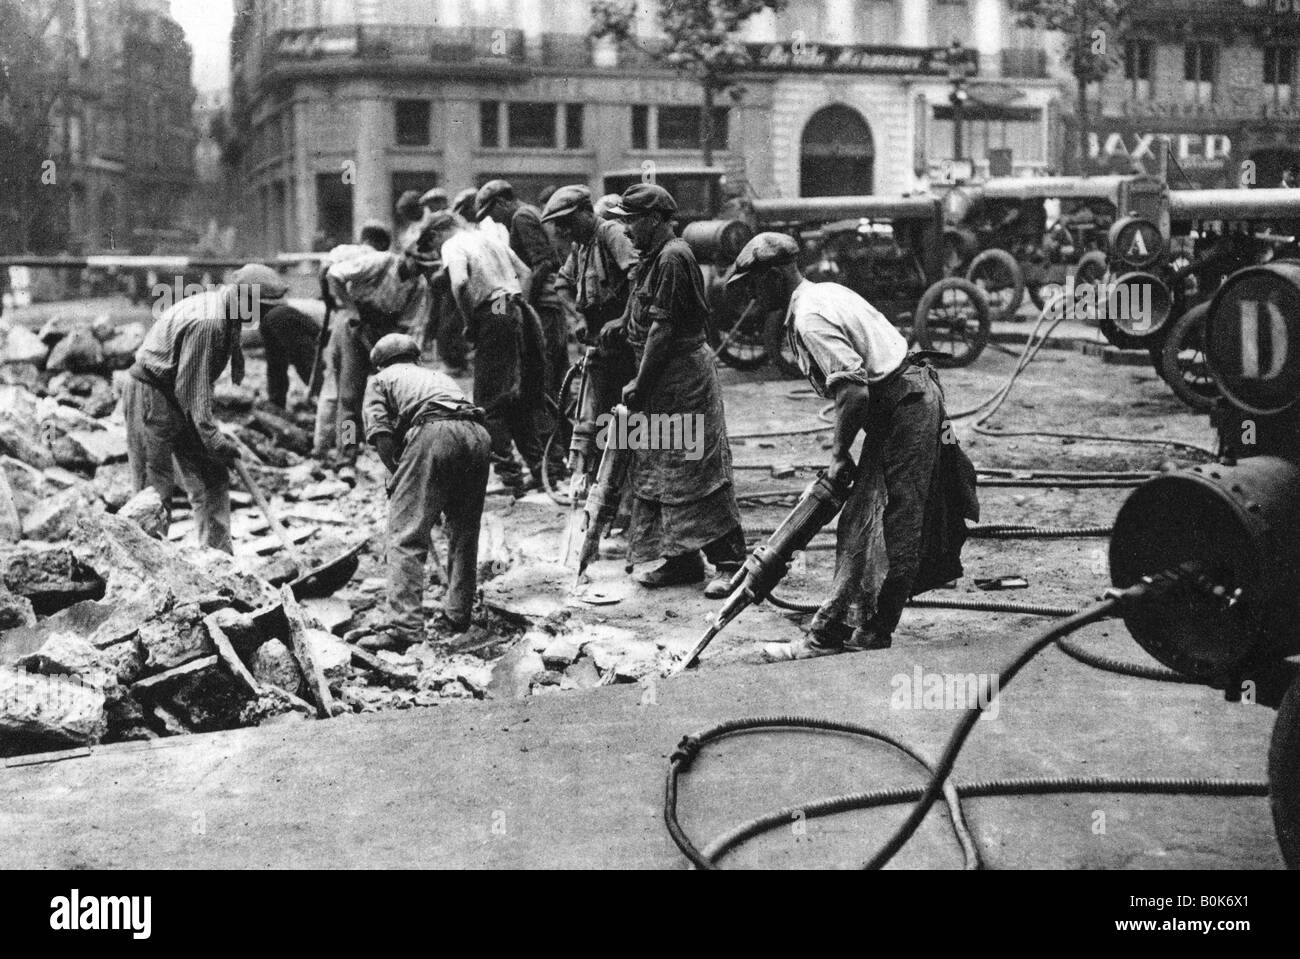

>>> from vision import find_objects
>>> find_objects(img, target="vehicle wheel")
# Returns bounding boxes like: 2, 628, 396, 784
1073, 250, 1108, 322
763, 308, 803, 379
707, 292, 769, 371
913, 277, 991, 368
1269, 671, 1300, 869
966, 249, 1025, 321
1157, 303, 1220, 412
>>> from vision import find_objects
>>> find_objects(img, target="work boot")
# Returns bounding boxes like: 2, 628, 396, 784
635, 552, 705, 589
704, 564, 741, 600
761, 632, 847, 662
430, 611, 471, 635
845, 626, 893, 650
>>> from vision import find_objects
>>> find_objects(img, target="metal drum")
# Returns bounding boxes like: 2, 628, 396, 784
1107, 216, 1164, 270
1109, 456, 1300, 681
1206, 262, 1300, 417
1103, 271, 1172, 341
682, 219, 755, 266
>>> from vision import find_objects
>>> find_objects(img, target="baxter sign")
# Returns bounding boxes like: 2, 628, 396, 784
1084, 123, 1237, 185
743, 42, 978, 76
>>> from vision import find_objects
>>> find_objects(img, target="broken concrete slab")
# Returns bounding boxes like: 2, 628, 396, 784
118, 487, 167, 539
0, 543, 106, 615
0, 466, 20, 543
481, 561, 572, 620
0, 421, 55, 470
349, 646, 416, 689
575, 624, 659, 682
487, 637, 544, 700
92, 462, 135, 512
46, 329, 105, 372
540, 635, 581, 671
55, 428, 128, 468
250, 639, 304, 698
0, 666, 107, 750
306, 630, 351, 682
130, 655, 220, 697
204, 612, 261, 699
300, 597, 353, 635
248, 408, 313, 456
204, 606, 261, 657
294, 480, 349, 502
279, 586, 337, 718
0, 322, 49, 366
0, 598, 117, 667
560, 656, 601, 691
137, 606, 214, 672
15, 631, 109, 678
0, 585, 36, 631
20, 485, 103, 542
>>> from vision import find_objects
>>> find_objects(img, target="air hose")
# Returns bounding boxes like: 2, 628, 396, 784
744, 522, 1112, 539
663, 586, 1267, 869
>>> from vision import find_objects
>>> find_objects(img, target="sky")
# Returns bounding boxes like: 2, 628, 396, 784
169, 0, 234, 97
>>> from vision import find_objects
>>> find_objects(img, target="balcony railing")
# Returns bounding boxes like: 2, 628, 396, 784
1001, 48, 1048, 79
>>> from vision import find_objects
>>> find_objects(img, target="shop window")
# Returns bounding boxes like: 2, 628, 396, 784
1265, 45, 1296, 106
1184, 42, 1216, 104
565, 104, 584, 149
1125, 40, 1152, 99
480, 100, 500, 148
507, 102, 557, 148
395, 99, 430, 146
656, 106, 728, 151
631, 105, 649, 149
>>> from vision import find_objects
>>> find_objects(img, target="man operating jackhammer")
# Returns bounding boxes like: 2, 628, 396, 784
358, 333, 491, 651
605, 183, 746, 597
124, 264, 284, 552
726, 232, 979, 659
542, 184, 639, 477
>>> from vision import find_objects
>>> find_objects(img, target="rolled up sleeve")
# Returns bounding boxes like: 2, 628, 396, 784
362, 376, 393, 443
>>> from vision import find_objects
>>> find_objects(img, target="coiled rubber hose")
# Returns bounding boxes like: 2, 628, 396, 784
663, 598, 1268, 869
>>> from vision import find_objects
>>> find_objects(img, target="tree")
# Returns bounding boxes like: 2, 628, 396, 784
1010, 0, 1131, 174
590, 0, 786, 168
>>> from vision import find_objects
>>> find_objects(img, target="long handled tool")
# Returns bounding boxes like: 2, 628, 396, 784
573, 404, 632, 586
671, 470, 853, 673
559, 348, 599, 563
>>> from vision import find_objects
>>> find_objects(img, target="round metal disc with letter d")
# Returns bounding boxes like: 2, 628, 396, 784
1207, 263, 1300, 416
1107, 216, 1164, 270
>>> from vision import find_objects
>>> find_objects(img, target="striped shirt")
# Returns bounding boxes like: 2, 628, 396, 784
134, 288, 243, 453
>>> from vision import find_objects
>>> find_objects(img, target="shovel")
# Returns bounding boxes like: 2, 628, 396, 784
229, 451, 361, 600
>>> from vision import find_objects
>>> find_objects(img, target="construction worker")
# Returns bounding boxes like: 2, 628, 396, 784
259, 297, 320, 411
605, 183, 745, 596
409, 187, 468, 375
360, 333, 490, 650
475, 179, 566, 478
124, 264, 285, 552
426, 209, 548, 496
394, 190, 426, 252
727, 232, 979, 659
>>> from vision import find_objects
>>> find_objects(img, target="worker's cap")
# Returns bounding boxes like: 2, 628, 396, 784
229, 263, 288, 301
593, 193, 623, 220
726, 232, 801, 288
605, 183, 677, 219
395, 190, 423, 213
370, 333, 421, 368
419, 210, 459, 238
474, 179, 515, 220
419, 187, 449, 208
450, 187, 478, 219
539, 184, 593, 223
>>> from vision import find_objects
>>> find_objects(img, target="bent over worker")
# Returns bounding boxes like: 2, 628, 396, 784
361, 333, 491, 651
728, 233, 979, 659
124, 264, 284, 552
606, 183, 745, 597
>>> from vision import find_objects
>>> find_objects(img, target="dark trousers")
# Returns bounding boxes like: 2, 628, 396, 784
424, 287, 469, 371
385, 419, 491, 631
260, 312, 318, 409
471, 301, 544, 486
332, 314, 400, 463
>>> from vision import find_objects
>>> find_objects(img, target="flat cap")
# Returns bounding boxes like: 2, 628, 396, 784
229, 263, 288, 301
395, 190, 423, 212
540, 184, 593, 223
450, 188, 478, 219
727, 232, 801, 287
474, 179, 514, 220
419, 187, 449, 207
593, 193, 623, 220
606, 182, 678, 219
370, 333, 421, 368
421, 210, 459, 236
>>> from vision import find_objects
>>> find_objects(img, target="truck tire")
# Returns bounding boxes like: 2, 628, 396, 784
763, 307, 803, 379
966, 248, 1025, 321
1269, 672, 1300, 869
913, 277, 991, 368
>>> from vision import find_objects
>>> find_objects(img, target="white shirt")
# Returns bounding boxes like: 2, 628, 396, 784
784, 279, 908, 396
441, 227, 527, 312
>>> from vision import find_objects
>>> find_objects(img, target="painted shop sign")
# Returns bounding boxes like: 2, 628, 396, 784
1084, 120, 1237, 186
743, 42, 978, 76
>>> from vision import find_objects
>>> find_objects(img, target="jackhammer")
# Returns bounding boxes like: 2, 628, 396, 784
672, 469, 853, 673
573, 404, 632, 586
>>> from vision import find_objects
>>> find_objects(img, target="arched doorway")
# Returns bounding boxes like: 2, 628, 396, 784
800, 105, 874, 196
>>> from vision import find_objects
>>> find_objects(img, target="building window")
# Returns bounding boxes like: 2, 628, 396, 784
1265, 45, 1296, 106
1184, 41, 1216, 104
395, 99, 430, 146
480, 100, 500, 148
631, 105, 649, 149
565, 104, 584, 150
930, 0, 970, 47
507, 102, 557, 148
1124, 40, 1152, 99
655, 106, 729, 151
